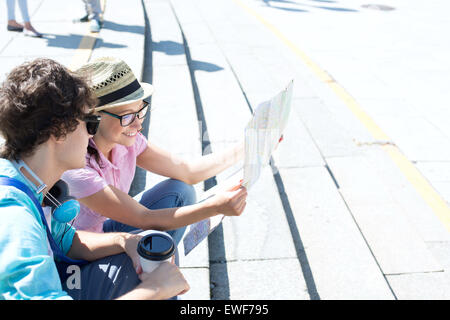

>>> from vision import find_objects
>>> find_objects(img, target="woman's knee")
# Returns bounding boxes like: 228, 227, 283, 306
136, 178, 197, 210
168, 179, 196, 206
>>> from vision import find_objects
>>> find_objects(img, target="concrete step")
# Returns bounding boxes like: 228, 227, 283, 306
169, 0, 312, 299
1, 0, 448, 301
169, 0, 450, 299
178, 0, 400, 300
139, 0, 450, 299
142, 0, 210, 300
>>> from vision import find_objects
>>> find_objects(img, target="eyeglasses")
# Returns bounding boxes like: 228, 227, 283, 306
82, 114, 101, 135
100, 101, 150, 127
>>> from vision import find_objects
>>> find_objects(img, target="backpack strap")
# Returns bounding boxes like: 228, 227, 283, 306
0, 176, 86, 265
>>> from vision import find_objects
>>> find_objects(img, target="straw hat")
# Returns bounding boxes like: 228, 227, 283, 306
76, 57, 154, 111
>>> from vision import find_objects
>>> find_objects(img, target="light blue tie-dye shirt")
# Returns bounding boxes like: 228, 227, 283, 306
0, 159, 75, 299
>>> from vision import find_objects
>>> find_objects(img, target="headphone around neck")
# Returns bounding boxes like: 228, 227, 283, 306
43, 179, 80, 223
12, 160, 80, 223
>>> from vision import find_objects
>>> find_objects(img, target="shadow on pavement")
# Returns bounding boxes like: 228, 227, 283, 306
152, 40, 185, 55
191, 60, 223, 73
102, 20, 145, 35
129, 2, 153, 197
153, 40, 224, 72
43, 33, 126, 50
271, 160, 321, 300
260, 0, 358, 12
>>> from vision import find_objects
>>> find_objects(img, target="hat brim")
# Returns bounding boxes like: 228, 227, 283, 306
94, 82, 154, 112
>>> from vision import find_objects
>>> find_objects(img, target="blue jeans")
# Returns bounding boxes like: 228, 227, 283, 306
102, 178, 197, 245
6, 0, 30, 22
61, 179, 196, 300
60, 253, 140, 300
82, 0, 102, 20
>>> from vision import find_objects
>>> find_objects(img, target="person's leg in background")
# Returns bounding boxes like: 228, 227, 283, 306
88, 0, 102, 33
73, 0, 91, 23
6, 0, 24, 31
16, 0, 41, 37
74, 0, 102, 32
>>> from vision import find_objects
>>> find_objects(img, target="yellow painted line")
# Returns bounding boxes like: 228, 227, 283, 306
68, 0, 107, 71
385, 145, 450, 230
232, 0, 450, 231
68, 35, 98, 71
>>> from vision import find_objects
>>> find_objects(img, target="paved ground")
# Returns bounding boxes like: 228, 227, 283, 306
1, 0, 450, 300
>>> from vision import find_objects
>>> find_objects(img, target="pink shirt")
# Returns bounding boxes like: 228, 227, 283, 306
62, 133, 148, 232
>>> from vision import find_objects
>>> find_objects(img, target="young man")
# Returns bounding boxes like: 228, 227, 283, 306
0, 58, 188, 300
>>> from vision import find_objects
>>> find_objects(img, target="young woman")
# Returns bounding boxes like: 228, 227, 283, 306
0, 58, 188, 300
62, 57, 248, 246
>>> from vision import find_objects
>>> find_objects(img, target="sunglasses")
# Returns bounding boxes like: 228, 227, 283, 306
82, 114, 101, 135
100, 101, 150, 127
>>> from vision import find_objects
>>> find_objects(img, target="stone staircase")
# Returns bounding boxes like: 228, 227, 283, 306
130, 0, 450, 299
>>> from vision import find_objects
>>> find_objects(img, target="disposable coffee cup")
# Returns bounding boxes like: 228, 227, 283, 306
137, 231, 175, 273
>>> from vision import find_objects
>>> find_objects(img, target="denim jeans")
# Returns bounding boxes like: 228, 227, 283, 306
102, 178, 197, 245
6, 0, 30, 22
61, 179, 196, 300
83, 0, 102, 20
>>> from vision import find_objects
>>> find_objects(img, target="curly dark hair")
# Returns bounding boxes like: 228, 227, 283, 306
0, 58, 98, 160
